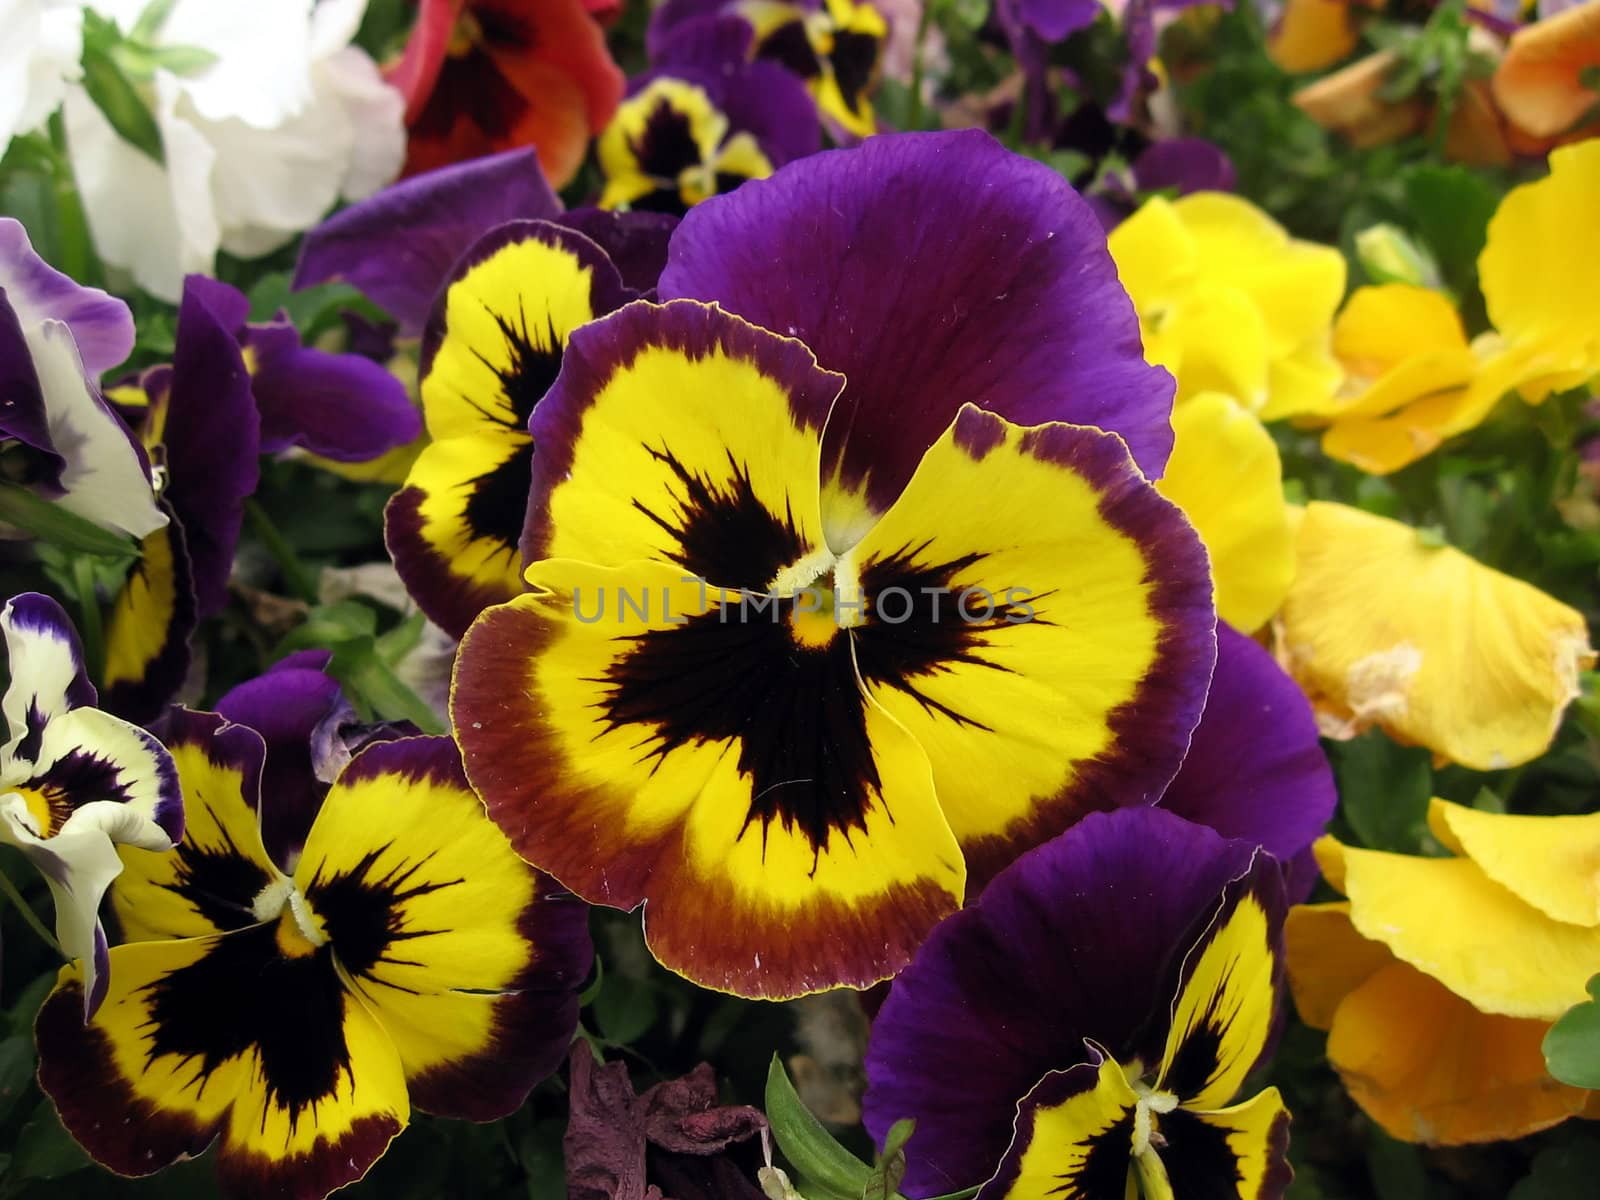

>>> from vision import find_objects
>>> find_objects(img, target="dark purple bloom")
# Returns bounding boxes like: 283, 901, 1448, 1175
293, 148, 677, 335
657, 129, 1175, 532
862, 807, 1290, 1198
566, 1045, 768, 1200
186, 276, 419, 464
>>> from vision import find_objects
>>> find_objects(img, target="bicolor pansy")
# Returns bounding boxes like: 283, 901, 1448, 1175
100, 279, 259, 722
384, 220, 635, 637
864, 807, 1293, 1200
36, 711, 591, 1200
447, 140, 1218, 1005
0, 593, 181, 1016
598, 78, 776, 214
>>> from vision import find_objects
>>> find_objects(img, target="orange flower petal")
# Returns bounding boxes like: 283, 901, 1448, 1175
1493, 0, 1600, 139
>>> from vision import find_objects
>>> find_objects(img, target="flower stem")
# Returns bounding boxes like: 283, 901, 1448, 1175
0, 861, 64, 957
907, 2, 933, 132
71, 554, 106, 685
246, 498, 321, 604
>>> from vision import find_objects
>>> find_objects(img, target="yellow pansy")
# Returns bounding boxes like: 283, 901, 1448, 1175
1155, 391, 1295, 633
1279, 501, 1594, 769
1108, 192, 1346, 418
1287, 800, 1600, 1143
1319, 140, 1600, 473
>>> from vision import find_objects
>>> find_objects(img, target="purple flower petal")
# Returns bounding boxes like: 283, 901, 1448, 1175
660, 130, 1174, 529
1133, 137, 1238, 196
215, 651, 342, 870
293, 148, 563, 335
862, 807, 1259, 1197
1, 592, 96, 762
0, 218, 135, 377
1002, 0, 1101, 43
0, 291, 61, 489
558, 209, 679, 297
632, 58, 821, 167
246, 333, 421, 462
1157, 624, 1335, 867
164, 279, 260, 619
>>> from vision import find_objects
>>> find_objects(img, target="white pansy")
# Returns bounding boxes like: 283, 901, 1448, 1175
0, 0, 85, 155
65, 0, 404, 300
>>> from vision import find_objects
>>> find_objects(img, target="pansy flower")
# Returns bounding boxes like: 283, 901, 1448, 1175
1107, 192, 1347, 419
1493, 0, 1600, 143
0, 218, 164, 541
296, 150, 677, 636
649, 0, 889, 138
596, 52, 819, 214
862, 807, 1292, 1199
1280, 502, 1594, 769
1287, 800, 1600, 1143
36, 708, 591, 1199
388, 0, 624, 187
0, 594, 181, 1017
1312, 144, 1600, 470
451, 132, 1214, 998
100, 279, 260, 721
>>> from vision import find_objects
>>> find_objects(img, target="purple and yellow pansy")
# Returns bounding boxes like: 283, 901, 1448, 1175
449, 131, 1217, 999
36, 699, 591, 1200
0, 593, 182, 1016
863, 807, 1293, 1200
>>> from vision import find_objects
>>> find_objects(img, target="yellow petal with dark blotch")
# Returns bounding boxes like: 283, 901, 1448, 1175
1334, 838, 1600, 1019
384, 431, 532, 637
598, 77, 728, 211
1283, 902, 1393, 1031
976, 1054, 1139, 1200
102, 512, 197, 724
1326, 960, 1590, 1145
1156, 393, 1293, 633
296, 736, 587, 1118
1155, 856, 1286, 1111
452, 558, 965, 999
1280, 501, 1594, 768
418, 221, 625, 443
35, 933, 408, 1197
1428, 797, 1600, 927
835, 406, 1214, 888
526, 299, 844, 591
1149, 1089, 1293, 1200
114, 709, 281, 942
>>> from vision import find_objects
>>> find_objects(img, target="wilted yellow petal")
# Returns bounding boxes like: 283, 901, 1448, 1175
1493, 1, 1600, 138
1156, 393, 1293, 632
1281, 502, 1594, 768
1428, 797, 1600, 927
1326, 959, 1590, 1145
1294, 51, 1430, 148
1330, 837, 1600, 1019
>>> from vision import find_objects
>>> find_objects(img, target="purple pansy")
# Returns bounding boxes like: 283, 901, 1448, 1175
0, 593, 182, 1017
0, 218, 134, 377
863, 807, 1292, 1199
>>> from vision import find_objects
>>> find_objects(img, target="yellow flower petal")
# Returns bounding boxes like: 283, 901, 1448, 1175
1428, 797, 1600, 927
1280, 502, 1594, 768
1269, 0, 1360, 73
1479, 138, 1600, 385
1284, 902, 1394, 1031
1326, 959, 1589, 1145
1328, 837, 1600, 1019
1157, 393, 1293, 632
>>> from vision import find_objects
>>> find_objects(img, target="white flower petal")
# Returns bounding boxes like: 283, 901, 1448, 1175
0, 0, 84, 152
24, 705, 183, 836
0, 592, 90, 769
26, 319, 166, 538
144, 0, 318, 129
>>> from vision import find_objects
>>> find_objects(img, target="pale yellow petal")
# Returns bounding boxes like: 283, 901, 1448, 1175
1428, 797, 1600, 927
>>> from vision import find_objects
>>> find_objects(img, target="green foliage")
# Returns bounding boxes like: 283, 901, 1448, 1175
1544, 975, 1600, 1090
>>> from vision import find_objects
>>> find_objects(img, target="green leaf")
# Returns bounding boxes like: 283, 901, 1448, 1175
326, 638, 445, 734
1510, 1132, 1600, 1200
9, 1099, 91, 1182
764, 1055, 873, 1200
129, 0, 179, 42
0, 482, 139, 561
592, 974, 659, 1045
1544, 974, 1600, 1088
1335, 731, 1434, 853
0, 1037, 35, 1126
1400, 165, 1500, 302
866, 1119, 914, 1200
78, 26, 165, 164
